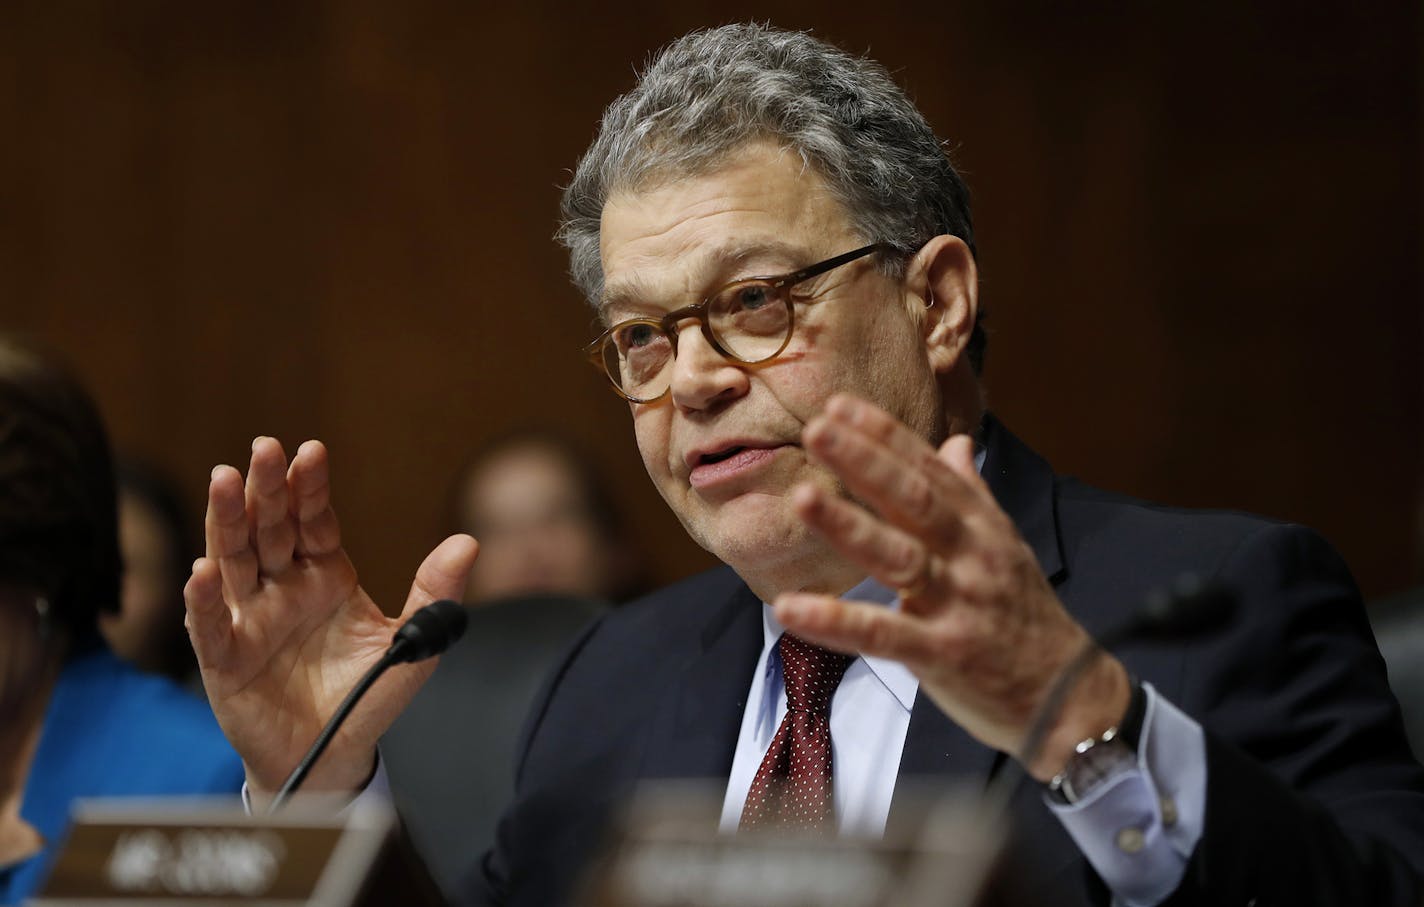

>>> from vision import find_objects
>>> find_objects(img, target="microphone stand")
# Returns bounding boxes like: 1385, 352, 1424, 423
268, 651, 401, 814
266, 600, 468, 815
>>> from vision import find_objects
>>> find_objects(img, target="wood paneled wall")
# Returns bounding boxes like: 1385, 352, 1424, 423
4, 2, 1420, 605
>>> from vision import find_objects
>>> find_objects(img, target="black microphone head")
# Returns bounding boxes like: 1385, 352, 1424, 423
389, 599, 469, 664
1135, 574, 1238, 641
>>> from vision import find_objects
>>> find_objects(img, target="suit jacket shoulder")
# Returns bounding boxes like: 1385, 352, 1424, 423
981, 417, 1424, 905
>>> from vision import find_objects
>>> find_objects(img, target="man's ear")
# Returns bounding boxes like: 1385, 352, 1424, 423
908, 235, 978, 375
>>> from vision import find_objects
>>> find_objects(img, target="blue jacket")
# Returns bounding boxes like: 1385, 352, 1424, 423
0, 647, 244, 903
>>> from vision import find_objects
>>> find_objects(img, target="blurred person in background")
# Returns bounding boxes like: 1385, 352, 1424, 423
99, 460, 201, 689
0, 573, 60, 884
383, 430, 647, 896
0, 336, 243, 904
453, 429, 645, 605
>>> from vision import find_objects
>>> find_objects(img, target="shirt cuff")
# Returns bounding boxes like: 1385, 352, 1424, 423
1045, 682, 1206, 907
240, 750, 390, 816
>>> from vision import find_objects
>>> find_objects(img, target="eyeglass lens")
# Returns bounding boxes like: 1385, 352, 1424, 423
602, 279, 792, 400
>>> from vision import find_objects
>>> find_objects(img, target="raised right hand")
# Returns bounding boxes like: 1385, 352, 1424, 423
183, 437, 477, 803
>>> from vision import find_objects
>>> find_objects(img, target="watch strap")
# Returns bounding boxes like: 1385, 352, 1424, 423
1116, 674, 1147, 750
1046, 676, 1146, 804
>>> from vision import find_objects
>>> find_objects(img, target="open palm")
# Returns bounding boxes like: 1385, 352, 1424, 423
184, 437, 477, 799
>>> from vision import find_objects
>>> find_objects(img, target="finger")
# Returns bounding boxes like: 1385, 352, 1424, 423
289, 441, 341, 558
246, 437, 298, 575
205, 464, 260, 601
936, 432, 995, 507
805, 398, 974, 535
791, 482, 941, 594
400, 534, 480, 618
773, 593, 942, 667
824, 394, 946, 474
183, 556, 232, 669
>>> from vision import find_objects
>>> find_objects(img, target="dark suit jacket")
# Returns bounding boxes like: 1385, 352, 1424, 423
467, 417, 1424, 906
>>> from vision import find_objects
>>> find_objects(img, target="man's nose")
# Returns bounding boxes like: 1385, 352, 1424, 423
668, 323, 750, 413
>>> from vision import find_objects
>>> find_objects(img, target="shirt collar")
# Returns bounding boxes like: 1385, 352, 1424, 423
753, 442, 984, 714
759, 575, 918, 712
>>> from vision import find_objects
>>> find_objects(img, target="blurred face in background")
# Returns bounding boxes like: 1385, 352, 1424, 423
459, 443, 622, 602
100, 490, 181, 669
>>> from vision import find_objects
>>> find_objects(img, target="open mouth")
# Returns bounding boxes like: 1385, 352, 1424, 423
687, 444, 781, 490
700, 446, 746, 465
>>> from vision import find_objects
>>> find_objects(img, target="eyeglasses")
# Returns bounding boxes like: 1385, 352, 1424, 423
585, 243, 893, 403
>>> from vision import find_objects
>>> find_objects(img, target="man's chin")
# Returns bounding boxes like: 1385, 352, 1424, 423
690, 503, 827, 584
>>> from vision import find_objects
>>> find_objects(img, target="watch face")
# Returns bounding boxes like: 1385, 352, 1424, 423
1058, 732, 1136, 803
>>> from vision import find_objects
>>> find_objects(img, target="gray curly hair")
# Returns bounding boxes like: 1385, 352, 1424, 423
558, 23, 985, 373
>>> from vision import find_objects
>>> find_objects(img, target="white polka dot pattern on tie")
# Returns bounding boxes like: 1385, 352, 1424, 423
739, 633, 855, 832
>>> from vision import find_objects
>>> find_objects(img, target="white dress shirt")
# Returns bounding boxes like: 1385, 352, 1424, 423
719, 577, 916, 837
718, 578, 1206, 907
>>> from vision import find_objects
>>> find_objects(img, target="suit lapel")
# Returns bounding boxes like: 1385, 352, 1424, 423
891, 414, 1067, 815
980, 414, 1066, 584
638, 580, 764, 781
895, 689, 1001, 781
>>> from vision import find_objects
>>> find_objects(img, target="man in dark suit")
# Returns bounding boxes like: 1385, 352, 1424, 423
473, 413, 1424, 905
183, 23, 1424, 907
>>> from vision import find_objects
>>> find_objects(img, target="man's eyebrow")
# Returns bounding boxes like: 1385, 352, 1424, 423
597, 240, 812, 323
597, 276, 659, 324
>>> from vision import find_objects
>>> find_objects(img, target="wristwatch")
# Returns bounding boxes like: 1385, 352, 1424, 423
1047, 678, 1146, 804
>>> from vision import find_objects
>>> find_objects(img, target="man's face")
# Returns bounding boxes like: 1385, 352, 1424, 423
598, 143, 946, 597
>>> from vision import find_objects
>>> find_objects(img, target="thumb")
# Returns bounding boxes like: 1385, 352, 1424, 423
937, 432, 977, 476
400, 534, 479, 618
937, 432, 995, 506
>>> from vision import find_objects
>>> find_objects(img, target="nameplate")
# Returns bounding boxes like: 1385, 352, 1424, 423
34, 798, 422, 905
577, 781, 1004, 907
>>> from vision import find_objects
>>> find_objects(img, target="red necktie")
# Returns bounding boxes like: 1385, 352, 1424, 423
739, 633, 855, 832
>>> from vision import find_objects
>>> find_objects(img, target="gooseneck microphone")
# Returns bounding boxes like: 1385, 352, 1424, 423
985, 575, 1238, 813
1104, 574, 1238, 648
268, 599, 468, 814
385, 598, 470, 665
